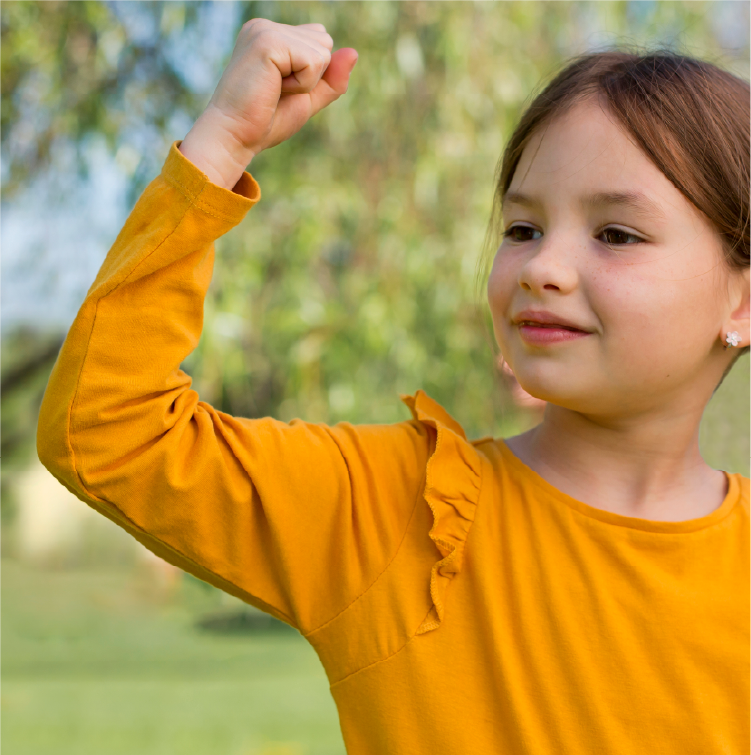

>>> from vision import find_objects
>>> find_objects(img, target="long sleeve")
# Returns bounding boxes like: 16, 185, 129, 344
37, 141, 432, 635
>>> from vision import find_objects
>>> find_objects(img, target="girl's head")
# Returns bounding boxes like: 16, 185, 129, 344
486, 50, 750, 417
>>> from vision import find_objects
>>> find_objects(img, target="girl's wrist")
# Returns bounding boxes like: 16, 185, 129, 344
178, 112, 257, 192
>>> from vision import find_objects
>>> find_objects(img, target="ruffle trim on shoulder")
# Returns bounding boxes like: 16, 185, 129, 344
400, 390, 483, 635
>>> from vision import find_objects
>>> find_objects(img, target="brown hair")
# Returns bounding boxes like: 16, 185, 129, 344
482, 47, 750, 359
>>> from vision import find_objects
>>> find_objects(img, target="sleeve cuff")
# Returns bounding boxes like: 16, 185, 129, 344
160, 140, 261, 223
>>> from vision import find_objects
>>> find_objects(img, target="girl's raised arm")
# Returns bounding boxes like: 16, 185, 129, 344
36, 21, 443, 637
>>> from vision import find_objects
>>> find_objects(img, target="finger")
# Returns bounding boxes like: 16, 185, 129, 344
285, 25, 333, 51
294, 23, 328, 33
272, 47, 356, 143
306, 47, 358, 114
277, 38, 332, 93
249, 19, 327, 33
272, 22, 332, 47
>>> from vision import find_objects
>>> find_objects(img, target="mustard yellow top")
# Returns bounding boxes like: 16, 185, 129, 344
38, 141, 750, 754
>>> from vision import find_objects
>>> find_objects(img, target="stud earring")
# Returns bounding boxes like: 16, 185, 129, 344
725, 331, 741, 348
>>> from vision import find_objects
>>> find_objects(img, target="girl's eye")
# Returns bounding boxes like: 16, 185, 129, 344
502, 225, 541, 242
599, 227, 643, 246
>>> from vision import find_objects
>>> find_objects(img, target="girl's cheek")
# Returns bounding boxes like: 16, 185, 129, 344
587, 267, 670, 366
487, 251, 517, 316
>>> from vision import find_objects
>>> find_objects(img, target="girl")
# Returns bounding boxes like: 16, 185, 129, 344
38, 18, 749, 754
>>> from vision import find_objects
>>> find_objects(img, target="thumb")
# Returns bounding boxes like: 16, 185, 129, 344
321, 47, 359, 95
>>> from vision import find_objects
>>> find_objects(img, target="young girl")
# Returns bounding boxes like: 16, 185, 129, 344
38, 19, 749, 754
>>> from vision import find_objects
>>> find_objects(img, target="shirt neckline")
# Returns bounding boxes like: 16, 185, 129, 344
494, 438, 741, 534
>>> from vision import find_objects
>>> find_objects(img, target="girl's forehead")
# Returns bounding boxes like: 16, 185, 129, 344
515, 100, 659, 191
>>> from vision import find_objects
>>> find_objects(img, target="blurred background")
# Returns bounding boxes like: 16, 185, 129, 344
2, 2, 749, 753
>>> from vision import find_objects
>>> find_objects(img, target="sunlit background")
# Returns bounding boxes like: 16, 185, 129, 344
2, 2, 749, 754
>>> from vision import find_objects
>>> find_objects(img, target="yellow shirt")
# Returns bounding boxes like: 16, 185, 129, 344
38, 141, 750, 754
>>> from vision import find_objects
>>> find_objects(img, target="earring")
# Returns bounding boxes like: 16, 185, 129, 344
725, 331, 741, 348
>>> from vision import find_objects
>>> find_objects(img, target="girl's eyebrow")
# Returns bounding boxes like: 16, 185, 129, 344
502, 190, 667, 221
586, 191, 666, 220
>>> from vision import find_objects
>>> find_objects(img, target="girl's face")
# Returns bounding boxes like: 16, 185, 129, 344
487, 97, 747, 417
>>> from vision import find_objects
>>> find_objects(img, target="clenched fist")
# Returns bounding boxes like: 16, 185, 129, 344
179, 19, 358, 190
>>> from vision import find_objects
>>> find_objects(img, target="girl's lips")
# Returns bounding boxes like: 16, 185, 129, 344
518, 324, 591, 345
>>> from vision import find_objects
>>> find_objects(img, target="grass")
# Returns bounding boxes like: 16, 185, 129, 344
2, 558, 347, 755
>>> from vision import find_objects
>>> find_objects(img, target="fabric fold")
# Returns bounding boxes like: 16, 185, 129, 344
400, 390, 483, 634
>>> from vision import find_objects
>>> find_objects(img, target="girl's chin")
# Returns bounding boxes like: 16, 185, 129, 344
513, 373, 594, 410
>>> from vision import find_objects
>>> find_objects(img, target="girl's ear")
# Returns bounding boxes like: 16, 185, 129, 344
721, 267, 750, 349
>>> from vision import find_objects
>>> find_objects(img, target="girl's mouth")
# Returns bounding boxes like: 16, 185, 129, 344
517, 321, 591, 345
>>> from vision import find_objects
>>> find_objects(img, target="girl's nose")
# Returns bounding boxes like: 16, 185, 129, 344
517, 236, 579, 295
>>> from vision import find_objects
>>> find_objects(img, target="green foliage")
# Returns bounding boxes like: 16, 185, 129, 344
1, 1, 207, 197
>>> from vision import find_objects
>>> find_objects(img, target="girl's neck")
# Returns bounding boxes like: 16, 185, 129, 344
505, 400, 728, 522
